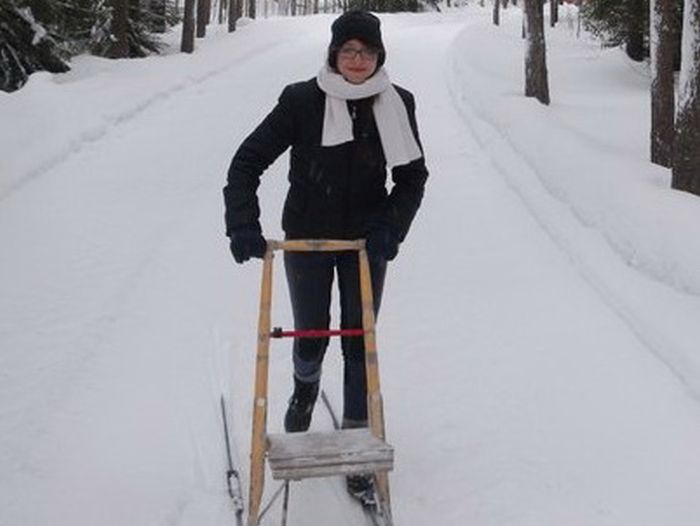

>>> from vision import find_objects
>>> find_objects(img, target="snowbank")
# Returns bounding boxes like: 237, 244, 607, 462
448, 7, 700, 396
451, 8, 700, 296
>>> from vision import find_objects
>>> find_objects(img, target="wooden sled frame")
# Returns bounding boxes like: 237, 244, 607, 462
246, 239, 392, 525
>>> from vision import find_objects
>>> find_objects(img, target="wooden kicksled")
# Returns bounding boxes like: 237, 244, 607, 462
246, 239, 394, 525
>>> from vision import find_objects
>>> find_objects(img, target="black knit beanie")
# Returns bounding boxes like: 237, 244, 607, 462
328, 10, 386, 70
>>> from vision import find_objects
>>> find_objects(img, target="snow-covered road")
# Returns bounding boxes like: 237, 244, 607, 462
2, 8, 700, 526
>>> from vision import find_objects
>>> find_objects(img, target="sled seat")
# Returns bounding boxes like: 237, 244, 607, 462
267, 428, 393, 481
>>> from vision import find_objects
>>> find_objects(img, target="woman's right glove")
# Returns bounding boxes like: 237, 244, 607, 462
229, 227, 267, 264
366, 225, 400, 261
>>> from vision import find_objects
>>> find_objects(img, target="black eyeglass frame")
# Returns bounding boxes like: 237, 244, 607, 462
337, 45, 380, 60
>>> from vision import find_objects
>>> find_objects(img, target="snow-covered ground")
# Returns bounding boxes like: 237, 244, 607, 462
2, 5, 700, 526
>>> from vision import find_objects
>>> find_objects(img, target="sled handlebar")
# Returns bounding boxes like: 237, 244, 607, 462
266, 239, 365, 252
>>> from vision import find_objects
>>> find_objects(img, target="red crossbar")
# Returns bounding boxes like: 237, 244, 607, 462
270, 327, 365, 339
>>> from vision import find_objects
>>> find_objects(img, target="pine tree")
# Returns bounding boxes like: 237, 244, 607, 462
1, 0, 179, 91
581, 0, 650, 61
147, 0, 168, 33
0, 1, 69, 92
20, 0, 114, 57
126, 0, 163, 56
107, 0, 129, 58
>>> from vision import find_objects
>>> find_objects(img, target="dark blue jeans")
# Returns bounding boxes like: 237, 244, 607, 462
284, 251, 387, 426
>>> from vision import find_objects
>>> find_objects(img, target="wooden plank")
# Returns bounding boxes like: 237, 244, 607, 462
271, 446, 392, 468
358, 247, 393, 517
358, 248, 384, 440
247, 250, 274, 526
270, 459, 393, 481
268, 429, 389, 459
267, 429, 394, 481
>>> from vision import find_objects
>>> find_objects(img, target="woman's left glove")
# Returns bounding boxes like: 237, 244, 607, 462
229, 227, 267, 264
366, 226, 400, 261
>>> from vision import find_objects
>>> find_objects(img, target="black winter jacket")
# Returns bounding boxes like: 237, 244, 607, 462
223, 78, 428, 242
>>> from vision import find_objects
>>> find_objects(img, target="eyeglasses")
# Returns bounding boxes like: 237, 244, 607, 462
338, 46, 379, 61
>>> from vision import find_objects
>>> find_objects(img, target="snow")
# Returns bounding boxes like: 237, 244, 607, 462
2, 5, 700, 526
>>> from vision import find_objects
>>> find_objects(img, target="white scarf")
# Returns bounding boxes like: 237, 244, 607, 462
316, 65, 423, 168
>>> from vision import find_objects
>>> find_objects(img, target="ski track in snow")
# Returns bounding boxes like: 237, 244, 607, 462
0, 28, 300, 204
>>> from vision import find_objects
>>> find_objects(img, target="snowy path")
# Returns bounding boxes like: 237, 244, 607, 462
386, 13, 700, 526
2, 10, 700, 526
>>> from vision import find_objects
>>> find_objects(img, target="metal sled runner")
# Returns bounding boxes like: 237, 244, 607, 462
246, 239, 394, 525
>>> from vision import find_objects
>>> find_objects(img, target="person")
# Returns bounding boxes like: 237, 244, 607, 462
223, 9, 428, 499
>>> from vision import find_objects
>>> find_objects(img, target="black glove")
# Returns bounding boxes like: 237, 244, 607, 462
366, 226, 400, 261
229, 227, 267, 264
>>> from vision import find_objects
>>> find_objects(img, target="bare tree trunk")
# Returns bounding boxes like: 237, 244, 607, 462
197, 0, 210, 37
550, 0, 558, 27
228, 0, 238, 31
181, 0, 196, 52
493, 0, 500, 25
248, 0, 256, 18
650, 0, 676, 167
673, 0, 700, 195
524, 0, 550, 105
108, 0, 129, 58
502, 0, 508, 8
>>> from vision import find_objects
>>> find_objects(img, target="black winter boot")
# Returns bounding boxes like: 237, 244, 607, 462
346, 474, 376, 506
284, 378, 319, 433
